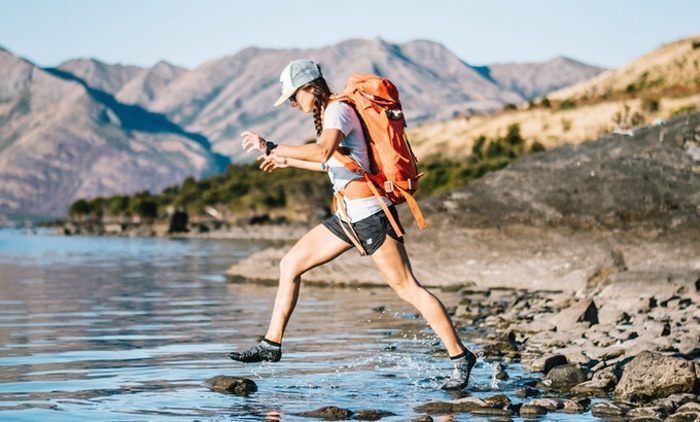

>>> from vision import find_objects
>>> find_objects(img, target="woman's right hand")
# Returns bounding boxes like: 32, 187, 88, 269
241, 131, 266, 154
258, 153, 288, 173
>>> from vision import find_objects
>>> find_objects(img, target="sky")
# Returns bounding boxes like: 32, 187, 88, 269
1, 0, 698, 70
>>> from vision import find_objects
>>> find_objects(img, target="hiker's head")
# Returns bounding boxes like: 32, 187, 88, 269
274, 59, 332, 136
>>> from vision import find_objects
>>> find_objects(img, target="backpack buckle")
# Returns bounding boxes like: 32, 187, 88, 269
383, 181, 395, 193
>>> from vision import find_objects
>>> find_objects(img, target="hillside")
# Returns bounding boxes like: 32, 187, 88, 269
550, 34, 700, 100
0, 47, 229, 219
421, 111, 700, 231
409, 35, 700, 159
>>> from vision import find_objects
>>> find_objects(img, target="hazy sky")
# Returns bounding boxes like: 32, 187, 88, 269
1, 0, 698, 69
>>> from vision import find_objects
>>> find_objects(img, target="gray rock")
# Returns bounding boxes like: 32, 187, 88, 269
560, 397, 591, 413
667, 411, 700, 422
653, 393, 697, 413
627, 405, 668, 420
526, 398, 561, 411
293, 406, 354, 420
591, 401, 632, 417
352, 409, 395, 420
527, 353, 568, 373
469, 407, 513, 417
676, 402, 700, 413
519, 404, 548, 417
483, 394, 512, 409
614, 351, 697, 402
544, 363, 588, 390
204, 376, 257, 395
414, 397, 488, 414
515, 386, 540, 398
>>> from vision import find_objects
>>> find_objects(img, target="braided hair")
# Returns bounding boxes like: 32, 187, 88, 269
299, 72, 332, 137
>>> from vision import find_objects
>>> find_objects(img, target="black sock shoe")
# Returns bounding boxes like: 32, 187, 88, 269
229, 338, 282, 363
441, 349, 477, 390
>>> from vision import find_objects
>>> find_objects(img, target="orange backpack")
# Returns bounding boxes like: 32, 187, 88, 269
330, 73, 427, 239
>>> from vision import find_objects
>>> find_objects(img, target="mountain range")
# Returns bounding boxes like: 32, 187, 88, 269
0, 38, 602, 219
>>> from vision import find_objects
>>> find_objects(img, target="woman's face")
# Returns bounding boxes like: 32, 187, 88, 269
289, 87, 314, 113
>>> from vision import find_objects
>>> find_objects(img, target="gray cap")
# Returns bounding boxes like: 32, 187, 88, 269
273, 59, 321, 107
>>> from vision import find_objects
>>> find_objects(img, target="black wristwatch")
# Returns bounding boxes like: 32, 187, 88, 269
265, 141, 278, 156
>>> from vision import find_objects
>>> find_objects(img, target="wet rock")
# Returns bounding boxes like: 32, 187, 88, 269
526, 353, 568, 373
205, 376, 257, 395
493, 362, 510, 380
560, 397, 591, 413
519, 404, 548, 417
414, 397, 488, 414
293, 406, 354, 420
591, 401, 632, 417
614, 351, 697, 402
482, 341, 518, 357
627, 405, 668, 420
410, 416, 433, 422
469, 407, 513, 417
483, 394, 511, 409
352, 409, 395, 420
526, 398, 561, 411
543, 363, 587, 390
515, 387, 540, 398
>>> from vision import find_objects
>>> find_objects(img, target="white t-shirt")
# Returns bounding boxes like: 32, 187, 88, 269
321, 101, 392, 223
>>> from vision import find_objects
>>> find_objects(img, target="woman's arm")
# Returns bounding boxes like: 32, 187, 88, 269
257, 153, 327, 173
242, 129, 344, 163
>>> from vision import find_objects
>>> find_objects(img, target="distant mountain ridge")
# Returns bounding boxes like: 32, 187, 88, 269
0, 46, 229, 220
0, 38, 602, 220
53, 38, 602, 158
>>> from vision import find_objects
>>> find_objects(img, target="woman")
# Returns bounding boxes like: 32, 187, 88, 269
229, 59, 477, 390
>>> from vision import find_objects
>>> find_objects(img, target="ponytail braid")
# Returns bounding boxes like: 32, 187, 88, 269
299, 73, 332, 137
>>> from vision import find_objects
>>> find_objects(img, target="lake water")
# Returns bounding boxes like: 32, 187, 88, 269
0, 228, 595, 421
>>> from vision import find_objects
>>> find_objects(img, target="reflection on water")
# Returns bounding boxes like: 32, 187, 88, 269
0, 228, 592, 421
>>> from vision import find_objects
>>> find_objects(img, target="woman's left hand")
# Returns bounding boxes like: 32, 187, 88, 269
241, 131, 266, 154
258, 153, 288, 173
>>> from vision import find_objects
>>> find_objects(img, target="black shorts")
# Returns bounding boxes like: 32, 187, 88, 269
322, 205, 404, 256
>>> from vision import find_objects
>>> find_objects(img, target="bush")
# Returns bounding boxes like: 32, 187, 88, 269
559, 99, 577, 110
129, 197, 158, 219
641, 97, 660, 113
69, 199, 92, 216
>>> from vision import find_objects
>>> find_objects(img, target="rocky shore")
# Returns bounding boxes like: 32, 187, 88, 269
219, 112, 700, 419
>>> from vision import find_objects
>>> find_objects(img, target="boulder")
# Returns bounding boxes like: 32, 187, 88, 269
543, 364, 587, 390
614, 351, 697, 402
293, 406, 354, 420
204, 376, 257, 396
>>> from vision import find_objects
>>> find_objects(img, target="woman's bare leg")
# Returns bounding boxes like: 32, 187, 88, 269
264, 224, 352, 343
370, 236, 466, 357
